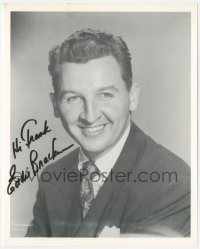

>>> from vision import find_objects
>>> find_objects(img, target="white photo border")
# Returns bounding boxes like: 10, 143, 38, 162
2, 3, 198, 247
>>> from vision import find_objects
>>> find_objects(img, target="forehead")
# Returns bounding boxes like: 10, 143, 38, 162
59, 56, 126, 92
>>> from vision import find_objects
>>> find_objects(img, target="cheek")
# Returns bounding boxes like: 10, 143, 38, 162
102, 99, 130, 118
59, 105, 81, 124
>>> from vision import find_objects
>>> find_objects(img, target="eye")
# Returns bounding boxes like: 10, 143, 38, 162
99, 92, 114, 99
64, 95, 82, 104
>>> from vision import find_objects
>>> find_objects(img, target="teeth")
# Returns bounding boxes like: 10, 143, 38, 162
84, 125, 104, 134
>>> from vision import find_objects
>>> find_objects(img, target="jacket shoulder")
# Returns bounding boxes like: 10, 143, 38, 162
141, 133, 190, 176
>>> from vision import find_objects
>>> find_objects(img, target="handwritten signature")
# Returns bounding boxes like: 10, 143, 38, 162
8, 119, 74, 195
12, 119, 51, 159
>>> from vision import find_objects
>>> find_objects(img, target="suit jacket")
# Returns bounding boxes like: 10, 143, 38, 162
26, 122, 190, 237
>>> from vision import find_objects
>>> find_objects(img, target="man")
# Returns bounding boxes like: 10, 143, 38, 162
26, 29, 190, 237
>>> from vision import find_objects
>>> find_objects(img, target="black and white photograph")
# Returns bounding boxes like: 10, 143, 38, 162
3, 3, 197, 247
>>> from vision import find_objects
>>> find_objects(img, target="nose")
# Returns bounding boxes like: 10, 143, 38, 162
80, 99, 101, 123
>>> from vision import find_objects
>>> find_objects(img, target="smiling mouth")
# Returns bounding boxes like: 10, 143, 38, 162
79, 124, 106, 135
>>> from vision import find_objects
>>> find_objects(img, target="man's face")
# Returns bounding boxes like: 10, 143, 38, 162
51, 56, 138, 159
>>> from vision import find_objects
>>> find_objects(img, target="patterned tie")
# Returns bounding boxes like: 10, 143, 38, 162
80, 161, 100, 218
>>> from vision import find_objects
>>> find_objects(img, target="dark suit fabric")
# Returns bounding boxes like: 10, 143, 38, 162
26, 122, 190, 237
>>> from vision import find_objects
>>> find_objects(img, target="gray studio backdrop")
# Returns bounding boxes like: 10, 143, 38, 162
10, 12, 191, 237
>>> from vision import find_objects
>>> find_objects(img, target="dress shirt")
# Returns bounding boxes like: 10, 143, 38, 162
78, 123, 130, 198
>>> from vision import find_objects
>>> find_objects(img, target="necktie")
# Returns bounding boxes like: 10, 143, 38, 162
80, 161, 100, 218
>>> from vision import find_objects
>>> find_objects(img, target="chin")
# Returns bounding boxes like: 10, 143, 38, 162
82, 144, 106, 154
79, 141, 108, 155
86, 142, 118, 159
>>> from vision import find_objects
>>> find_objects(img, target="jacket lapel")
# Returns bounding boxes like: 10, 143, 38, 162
45, 149, 82, 237
74, 121, 146, 237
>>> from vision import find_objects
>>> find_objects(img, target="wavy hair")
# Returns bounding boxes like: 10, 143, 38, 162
48, 29, 133, 93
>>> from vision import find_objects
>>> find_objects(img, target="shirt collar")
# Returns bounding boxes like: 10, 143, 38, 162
78, 123, 130, 177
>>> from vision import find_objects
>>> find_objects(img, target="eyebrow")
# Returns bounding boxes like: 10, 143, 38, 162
97, 85, 119, 92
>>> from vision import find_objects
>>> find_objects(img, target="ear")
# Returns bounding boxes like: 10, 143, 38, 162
129, 83, 140, 112
50, 93, 60, 118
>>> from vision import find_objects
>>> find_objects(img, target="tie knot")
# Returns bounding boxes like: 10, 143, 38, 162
81, 161, 100, 179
